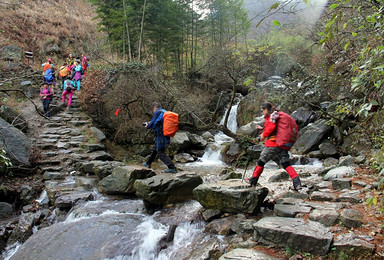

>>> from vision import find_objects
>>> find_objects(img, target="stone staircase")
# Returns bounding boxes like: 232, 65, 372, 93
34, 92, 111, 210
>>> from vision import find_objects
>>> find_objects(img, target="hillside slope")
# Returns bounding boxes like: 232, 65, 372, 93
0, 0, 104, 68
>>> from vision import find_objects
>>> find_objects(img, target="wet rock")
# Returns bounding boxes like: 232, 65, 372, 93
332, 178, 352, 190
340, 209, 364, 228
20, 185, 38, 204
174, 153, 195, 163
55, 191, 94, 209
274, 204, 311, 218
319, 142, 338, 157
0, 202, 13, 219
205, 216, 235, 235
0, 117, 31, 166
338, 155, 355, 166
291, 119, 332, 155
98, 166, 155, 195
9, 214, 147, 260
226, 142, 241, 156
268, 169, 289, 182
189, 133, 207, 148
135, 172, 203, 207
201, 131, 214, 142
88, 151, 114, 161
310, 191, 335, 201
193, 179, 269, 214
307, 150, 323, 159
309, 208, 339, 226
220, 168, 242, 180
90, 127, 106, 142
7, 212, 36, 244
202, 209, 222, 222
333, 233, 375, 258
43, 171, 65, 180
219, 248, 281, 260
253, 217, 332, 255
76, 176, 99, 190
188, 238, 222, 260
323, 166, 355, 181
91, 161, 126, 179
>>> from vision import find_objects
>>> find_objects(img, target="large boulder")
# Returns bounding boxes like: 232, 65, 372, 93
193, 179, 269, 214
0, 105, 28, 131
253, 217, 333, 255
219, 248, 281, 260
291, 119, 332, 154
98, 166, 155, 195
9, 214, 148, 260
0, 117, 31, 166
291, 107, 316, 128
0, 45, 22, 61
134, 172, 203, 206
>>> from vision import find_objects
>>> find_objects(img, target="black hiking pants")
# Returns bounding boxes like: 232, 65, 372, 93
146, 145, 175, 169
42, 99, 51, 117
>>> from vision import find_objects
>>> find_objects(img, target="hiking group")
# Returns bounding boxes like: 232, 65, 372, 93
40, 54, 89, 117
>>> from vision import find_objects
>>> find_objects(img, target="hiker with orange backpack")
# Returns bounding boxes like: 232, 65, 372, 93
247, 102, 303, 191
58, 62, 70, 89
143, 102, 178, 173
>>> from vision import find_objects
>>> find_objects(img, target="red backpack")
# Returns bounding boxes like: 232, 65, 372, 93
275, 111, 299, 151
162, 111, 179, 137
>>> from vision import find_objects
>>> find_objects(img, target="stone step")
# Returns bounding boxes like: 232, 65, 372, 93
38, 159, 62, 165
69, 121, 90, 126
43, 151, 59, 157
253, 217, 333, 255
41, 166, 63, 172
37, 143, 57, 150
43, 171, 66, 180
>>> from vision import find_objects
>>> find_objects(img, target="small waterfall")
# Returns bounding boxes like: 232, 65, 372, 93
195, 98, 241, 165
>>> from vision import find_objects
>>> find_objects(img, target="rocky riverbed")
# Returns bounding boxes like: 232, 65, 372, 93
1, 91, 384, 259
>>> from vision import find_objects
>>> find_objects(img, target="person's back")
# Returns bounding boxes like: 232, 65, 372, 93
143, 102, 177, 173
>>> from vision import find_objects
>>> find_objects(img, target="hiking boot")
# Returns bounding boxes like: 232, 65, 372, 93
142, 162, 151, 168
245, 177, 259, 187
292, 176, 303, 191
164, 168, 177, 174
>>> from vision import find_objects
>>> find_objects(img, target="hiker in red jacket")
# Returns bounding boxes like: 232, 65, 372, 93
247, 102, 303, 190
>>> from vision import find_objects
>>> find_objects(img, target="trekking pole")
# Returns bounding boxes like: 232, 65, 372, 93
242, 129, 260, 183
242, 158, 251, 183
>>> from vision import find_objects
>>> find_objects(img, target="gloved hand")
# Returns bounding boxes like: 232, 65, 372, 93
247, 177, 258, 187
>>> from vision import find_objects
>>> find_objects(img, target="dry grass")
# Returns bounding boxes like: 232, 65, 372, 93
0, 0, 104, 68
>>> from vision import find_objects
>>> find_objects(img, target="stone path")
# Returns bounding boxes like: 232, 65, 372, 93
34, 92, 112, 210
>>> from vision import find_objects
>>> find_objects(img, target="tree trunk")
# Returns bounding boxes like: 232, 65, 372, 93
138, 0, 147, 62
122, 0, 132, 62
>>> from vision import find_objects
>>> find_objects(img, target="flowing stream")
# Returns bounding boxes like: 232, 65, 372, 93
4, 100, 324, 260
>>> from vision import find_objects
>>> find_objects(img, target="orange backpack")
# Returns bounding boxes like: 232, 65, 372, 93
43, 63, 51, 72
59, 66, 69, 77
162, 111, 179, 137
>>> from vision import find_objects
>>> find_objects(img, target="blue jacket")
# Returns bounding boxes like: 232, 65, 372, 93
146, 107, 170, 150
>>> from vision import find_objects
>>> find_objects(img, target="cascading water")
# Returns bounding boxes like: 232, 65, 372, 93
194, 98, 241, 166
